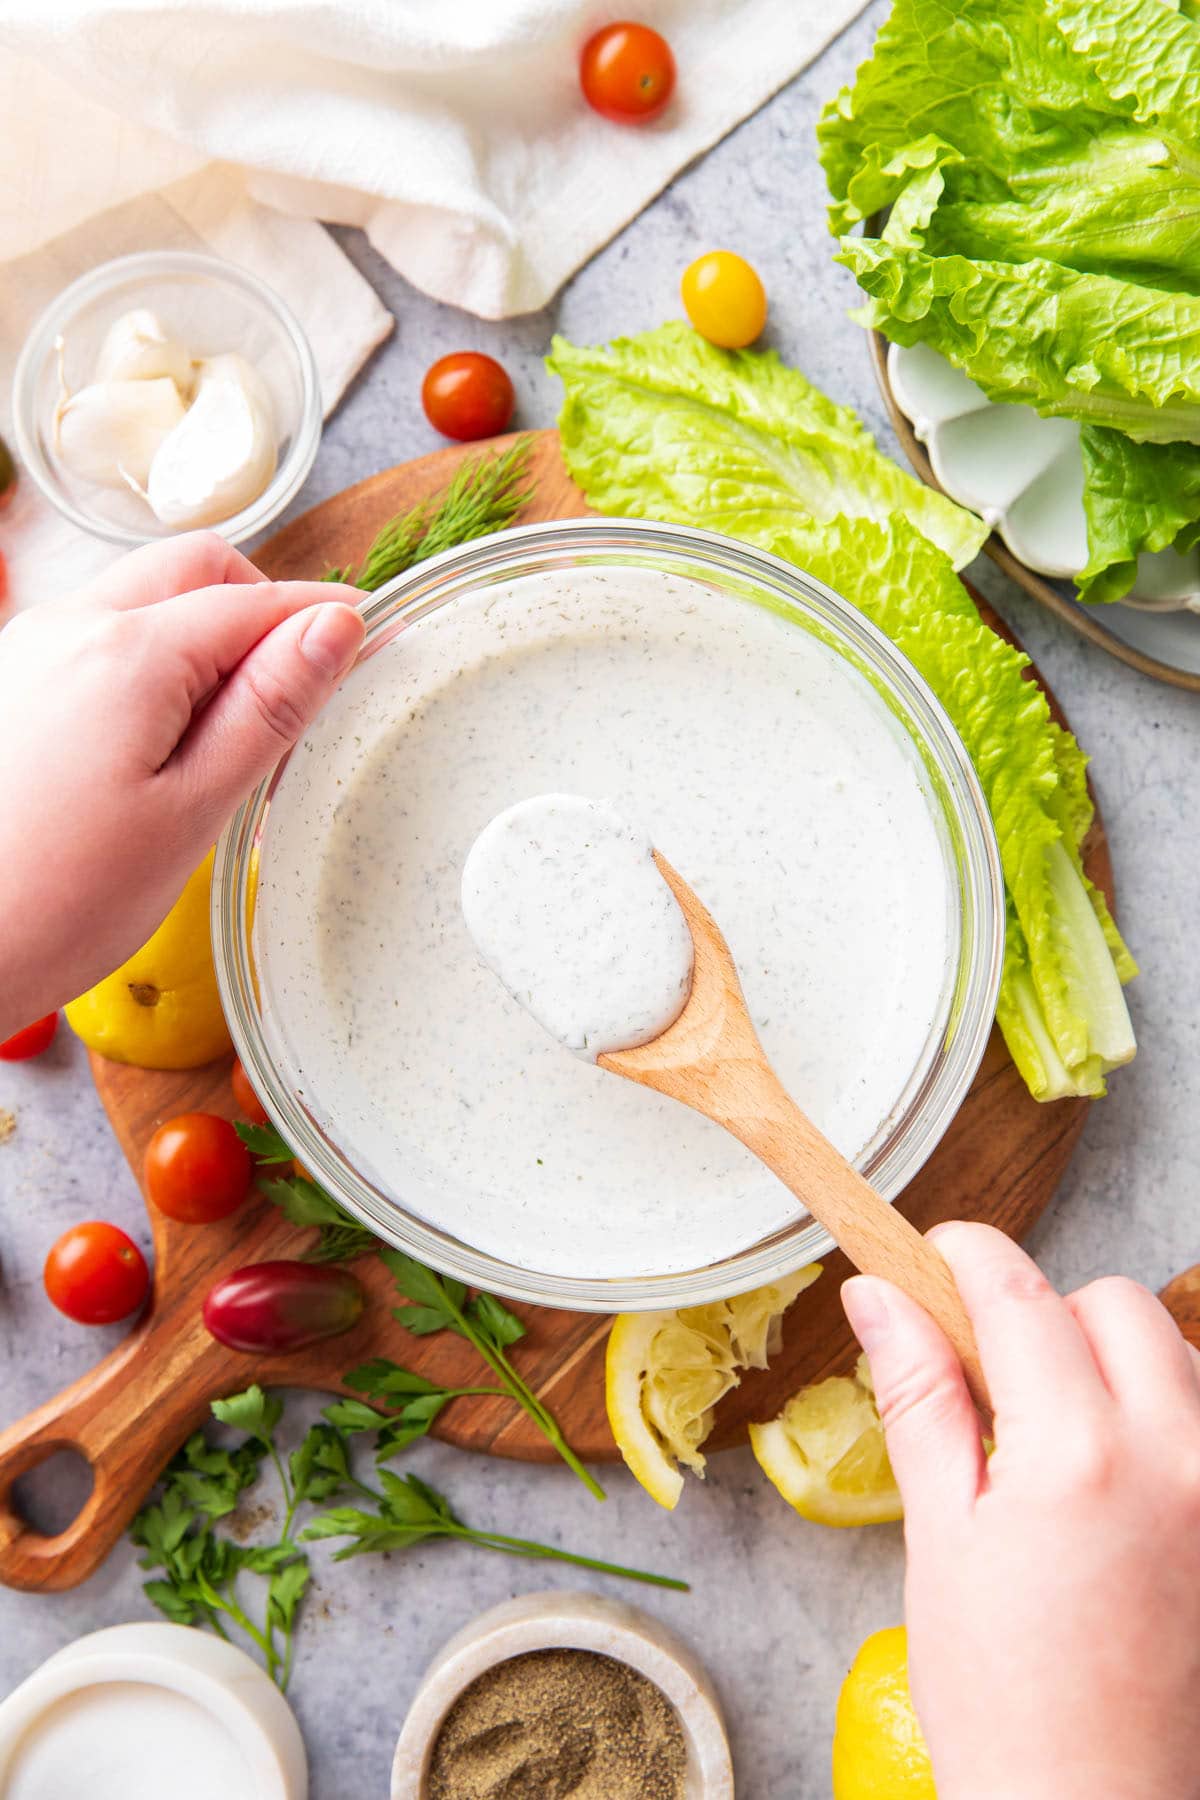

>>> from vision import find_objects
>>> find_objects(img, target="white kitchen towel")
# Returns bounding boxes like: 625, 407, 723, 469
0, 165, 394, 609
0, 0, 870, 321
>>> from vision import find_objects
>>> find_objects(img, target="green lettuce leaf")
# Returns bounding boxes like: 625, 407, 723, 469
550, 324, 1135, 1099
547, 322, 986, 569
822, 0, 1200, 602
840, 237, 1200, 444
819, 0, 1200, 290
1053, 0, 1200, 138
1076, 427, 1200, 603
767, 518, 1136, 1090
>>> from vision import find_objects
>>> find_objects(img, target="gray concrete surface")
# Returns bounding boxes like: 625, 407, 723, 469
3, 6, 1199, 1794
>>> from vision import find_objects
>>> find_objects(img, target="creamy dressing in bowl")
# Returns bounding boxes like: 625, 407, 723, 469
241, 543, 985, 1289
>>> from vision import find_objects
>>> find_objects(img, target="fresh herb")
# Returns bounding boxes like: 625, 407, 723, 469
132, 1384, 681, 1689
380, 1248, 606, 1500
335, 1359, 507, 1457
131, 1387, 311, 1692
323, 436, 535, 590
233, 1122, 295, 1164
302, 1471, 687, 1590
234, 1121, 378, 1264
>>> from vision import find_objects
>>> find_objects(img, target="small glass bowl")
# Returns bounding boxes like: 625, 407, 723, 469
213, 519, 1004, 1312
11, 250, 321, 547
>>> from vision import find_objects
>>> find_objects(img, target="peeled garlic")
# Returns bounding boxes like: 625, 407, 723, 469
145, 353, 277, 529
95, 308, 193, 392
55, 377, 187, 489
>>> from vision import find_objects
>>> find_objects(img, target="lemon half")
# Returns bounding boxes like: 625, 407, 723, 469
606, 1265, 822, 1509
749, 1353, 901, 1527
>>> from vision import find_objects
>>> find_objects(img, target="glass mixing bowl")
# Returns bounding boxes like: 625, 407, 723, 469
212, 519, 1003, 1311
11, 250, 321, 547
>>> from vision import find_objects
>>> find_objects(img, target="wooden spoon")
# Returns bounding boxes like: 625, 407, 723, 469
600, 853, 992, 1420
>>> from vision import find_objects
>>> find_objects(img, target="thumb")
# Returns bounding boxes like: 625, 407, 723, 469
842, 1273, 986, 1535
167, 600, 364, 838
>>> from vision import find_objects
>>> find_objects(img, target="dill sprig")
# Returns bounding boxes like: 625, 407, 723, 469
324, 436, 535, 591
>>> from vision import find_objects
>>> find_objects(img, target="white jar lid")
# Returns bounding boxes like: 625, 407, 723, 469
0, 1623, 307, 1800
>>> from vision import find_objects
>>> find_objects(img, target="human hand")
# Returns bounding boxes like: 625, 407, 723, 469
843, 1224, 1200, 1800
0, 533, 364, 1036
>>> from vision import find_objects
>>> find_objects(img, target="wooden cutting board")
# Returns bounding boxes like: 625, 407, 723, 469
0, 429, 1119, 1592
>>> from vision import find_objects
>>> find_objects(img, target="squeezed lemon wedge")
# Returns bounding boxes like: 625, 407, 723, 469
749, 1353, 901, 1527
605, 1265, 822, 1509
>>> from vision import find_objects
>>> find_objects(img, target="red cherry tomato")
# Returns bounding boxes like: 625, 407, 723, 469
421, 353, 515, 442
44, 1222, 149, 1325
230, 1057, 270, 1126
144, 1112, 252, 1224
204, 1261, 365, 1354
580, 21, 676, 123
0, 1014, 58, 1061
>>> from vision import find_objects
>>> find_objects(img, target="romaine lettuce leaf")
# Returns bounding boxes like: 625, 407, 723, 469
841, 237, 1200, 443
821, 0, 1200, 603
548, 322, 986, 569
818, 0, 1114, 238
1077, 428, 1200, 603
1053, 0, 1200, 137
549, 324, 1135, 1100
820, 0, 1200, 289
769, 519, 1136, 1088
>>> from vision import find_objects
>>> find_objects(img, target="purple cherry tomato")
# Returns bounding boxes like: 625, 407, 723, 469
203, 1260, 365, 1354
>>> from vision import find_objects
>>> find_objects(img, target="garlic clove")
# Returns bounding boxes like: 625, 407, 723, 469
146, 353, 277, 529
95, 309, 194, 393
54, 377, 188, 489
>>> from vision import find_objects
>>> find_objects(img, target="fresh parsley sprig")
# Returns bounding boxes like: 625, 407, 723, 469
132, 1384, 682, 1690
330, 1360, 507, 1458
323, 437, 535, 590
234, 1121, 378, 1264
302, 1470, 687, 1590
380, 1249, 606, 1501
132, 1388, 312, 1692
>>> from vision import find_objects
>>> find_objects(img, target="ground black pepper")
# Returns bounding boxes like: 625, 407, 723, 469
426, 1647, 688, 1800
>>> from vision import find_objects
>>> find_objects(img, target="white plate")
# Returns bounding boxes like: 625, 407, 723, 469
887, 342, 1200, 652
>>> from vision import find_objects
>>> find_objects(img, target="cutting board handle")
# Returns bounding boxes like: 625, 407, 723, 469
0, 1317, 220, 1592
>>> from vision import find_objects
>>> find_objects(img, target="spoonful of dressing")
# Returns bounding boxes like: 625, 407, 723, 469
463, 792, 991, 1421
461, 794, 694, 1058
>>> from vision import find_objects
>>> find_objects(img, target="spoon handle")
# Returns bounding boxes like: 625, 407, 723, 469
723, 1061, 992, 1420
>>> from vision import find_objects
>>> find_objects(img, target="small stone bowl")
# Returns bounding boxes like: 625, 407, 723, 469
391, 1591, 734, 1799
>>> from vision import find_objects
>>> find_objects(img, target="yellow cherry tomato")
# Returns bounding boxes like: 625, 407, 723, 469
65, 849, 232, 1070
680, 250, 768, 348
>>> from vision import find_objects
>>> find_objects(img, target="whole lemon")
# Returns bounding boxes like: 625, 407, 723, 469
65, 849, 232, 1070
832, 1626, 936, 1799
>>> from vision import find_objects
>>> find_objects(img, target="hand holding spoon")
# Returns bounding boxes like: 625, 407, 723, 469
464, 794, 991, 1420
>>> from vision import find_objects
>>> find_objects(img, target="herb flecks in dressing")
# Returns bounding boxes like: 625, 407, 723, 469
462, 794, 693, 1059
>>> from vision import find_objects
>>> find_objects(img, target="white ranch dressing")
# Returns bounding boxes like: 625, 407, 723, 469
254, 564, 954, 1281
462, 794, 694, 1058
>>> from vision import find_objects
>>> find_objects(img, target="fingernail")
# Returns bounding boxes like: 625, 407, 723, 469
842, 1277, 891, 1351
300, 605, 363, 679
